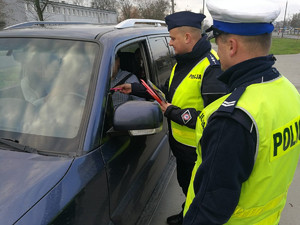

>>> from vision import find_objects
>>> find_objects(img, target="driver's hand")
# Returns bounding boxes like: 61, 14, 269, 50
114, 83, 132, 94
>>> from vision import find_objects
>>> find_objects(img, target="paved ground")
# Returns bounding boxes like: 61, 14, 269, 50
149, 52, 300, 225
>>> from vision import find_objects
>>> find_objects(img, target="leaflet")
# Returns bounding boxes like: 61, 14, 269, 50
140, 79, 166, 105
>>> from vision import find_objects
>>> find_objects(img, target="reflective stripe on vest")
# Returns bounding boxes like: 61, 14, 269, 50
184, 76, 300, 224
169, 49, 219, 147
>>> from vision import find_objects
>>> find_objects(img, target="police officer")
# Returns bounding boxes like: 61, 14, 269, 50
183, 0, 300, 224
116, 11, 227, 225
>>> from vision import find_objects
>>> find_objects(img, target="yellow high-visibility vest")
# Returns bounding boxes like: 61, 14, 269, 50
169, 50, 219, 147
184, 76, 300, 224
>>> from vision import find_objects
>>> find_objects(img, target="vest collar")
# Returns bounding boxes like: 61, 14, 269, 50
219, 55, 277, 92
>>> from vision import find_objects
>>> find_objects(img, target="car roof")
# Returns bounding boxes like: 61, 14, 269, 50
0, 20, 169, 41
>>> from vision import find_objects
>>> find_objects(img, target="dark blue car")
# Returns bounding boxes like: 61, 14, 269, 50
0, 20, 176, 225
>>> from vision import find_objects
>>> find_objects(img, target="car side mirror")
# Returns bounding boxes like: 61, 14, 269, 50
113, 101, 163, 136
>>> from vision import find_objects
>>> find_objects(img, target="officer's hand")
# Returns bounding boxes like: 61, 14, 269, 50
160, 101, 172, 113
114, 83, 132, 94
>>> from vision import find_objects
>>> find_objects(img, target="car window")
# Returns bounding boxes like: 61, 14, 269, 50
148, 37, 174, 86
102, 41, 152, 138
166, 36, 176, 57
110, 49, 145, 109
0, 38, 97, 139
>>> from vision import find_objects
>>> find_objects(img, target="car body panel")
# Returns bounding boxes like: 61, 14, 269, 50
17, 149, 110, 225
0, 149, 73, 225
102, 129, 170, 224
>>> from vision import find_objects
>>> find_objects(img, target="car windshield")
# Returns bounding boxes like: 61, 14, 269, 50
0, 38, 98, 151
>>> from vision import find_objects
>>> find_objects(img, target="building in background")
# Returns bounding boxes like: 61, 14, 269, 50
0, 0, 117, 29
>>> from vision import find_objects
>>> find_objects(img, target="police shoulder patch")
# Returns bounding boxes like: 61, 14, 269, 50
181, 110, 192, 124
207, 53, 219, 65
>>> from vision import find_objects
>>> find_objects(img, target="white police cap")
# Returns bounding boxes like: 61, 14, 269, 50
206, 0, 281, 36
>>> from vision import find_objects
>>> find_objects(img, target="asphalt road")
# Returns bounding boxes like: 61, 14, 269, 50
149, 52, 300, 225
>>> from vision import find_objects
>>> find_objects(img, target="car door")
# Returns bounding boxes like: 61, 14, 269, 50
100, 39, 171, 225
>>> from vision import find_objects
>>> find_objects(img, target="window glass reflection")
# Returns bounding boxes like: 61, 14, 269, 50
0, 38, 97, 138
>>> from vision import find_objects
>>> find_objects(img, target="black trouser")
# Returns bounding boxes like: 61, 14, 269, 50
176, 157, 195, 196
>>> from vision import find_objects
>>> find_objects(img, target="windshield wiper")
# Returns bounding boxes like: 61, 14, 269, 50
0, 138, 38, 153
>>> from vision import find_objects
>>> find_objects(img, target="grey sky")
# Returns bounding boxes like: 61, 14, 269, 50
66, 0, 300, 22
175, 0, 300, 22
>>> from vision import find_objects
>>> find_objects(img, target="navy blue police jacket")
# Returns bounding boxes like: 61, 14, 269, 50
132, 35, 227, 163
183, 55, 280, 225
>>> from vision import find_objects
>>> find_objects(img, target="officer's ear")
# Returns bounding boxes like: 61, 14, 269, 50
228, 37, 238, 57
184, 32, 193, 44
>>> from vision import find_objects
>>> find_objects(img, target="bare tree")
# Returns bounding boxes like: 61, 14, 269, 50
137, 0, 170, 20
0, 0, 7, 29
0, 0, 20, 29
115, 0, 171, 22
117, 0, 138, 21
290, 12, 300, 29
72, 0, 82, 5
23, 0, 52, 21
91, 0, 117, 11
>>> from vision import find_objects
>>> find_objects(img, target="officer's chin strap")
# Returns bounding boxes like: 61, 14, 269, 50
205, 25, 226, 41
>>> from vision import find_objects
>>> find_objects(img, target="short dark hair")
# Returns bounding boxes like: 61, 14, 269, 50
218, 33, 272, 54
240, 33, 272, 53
